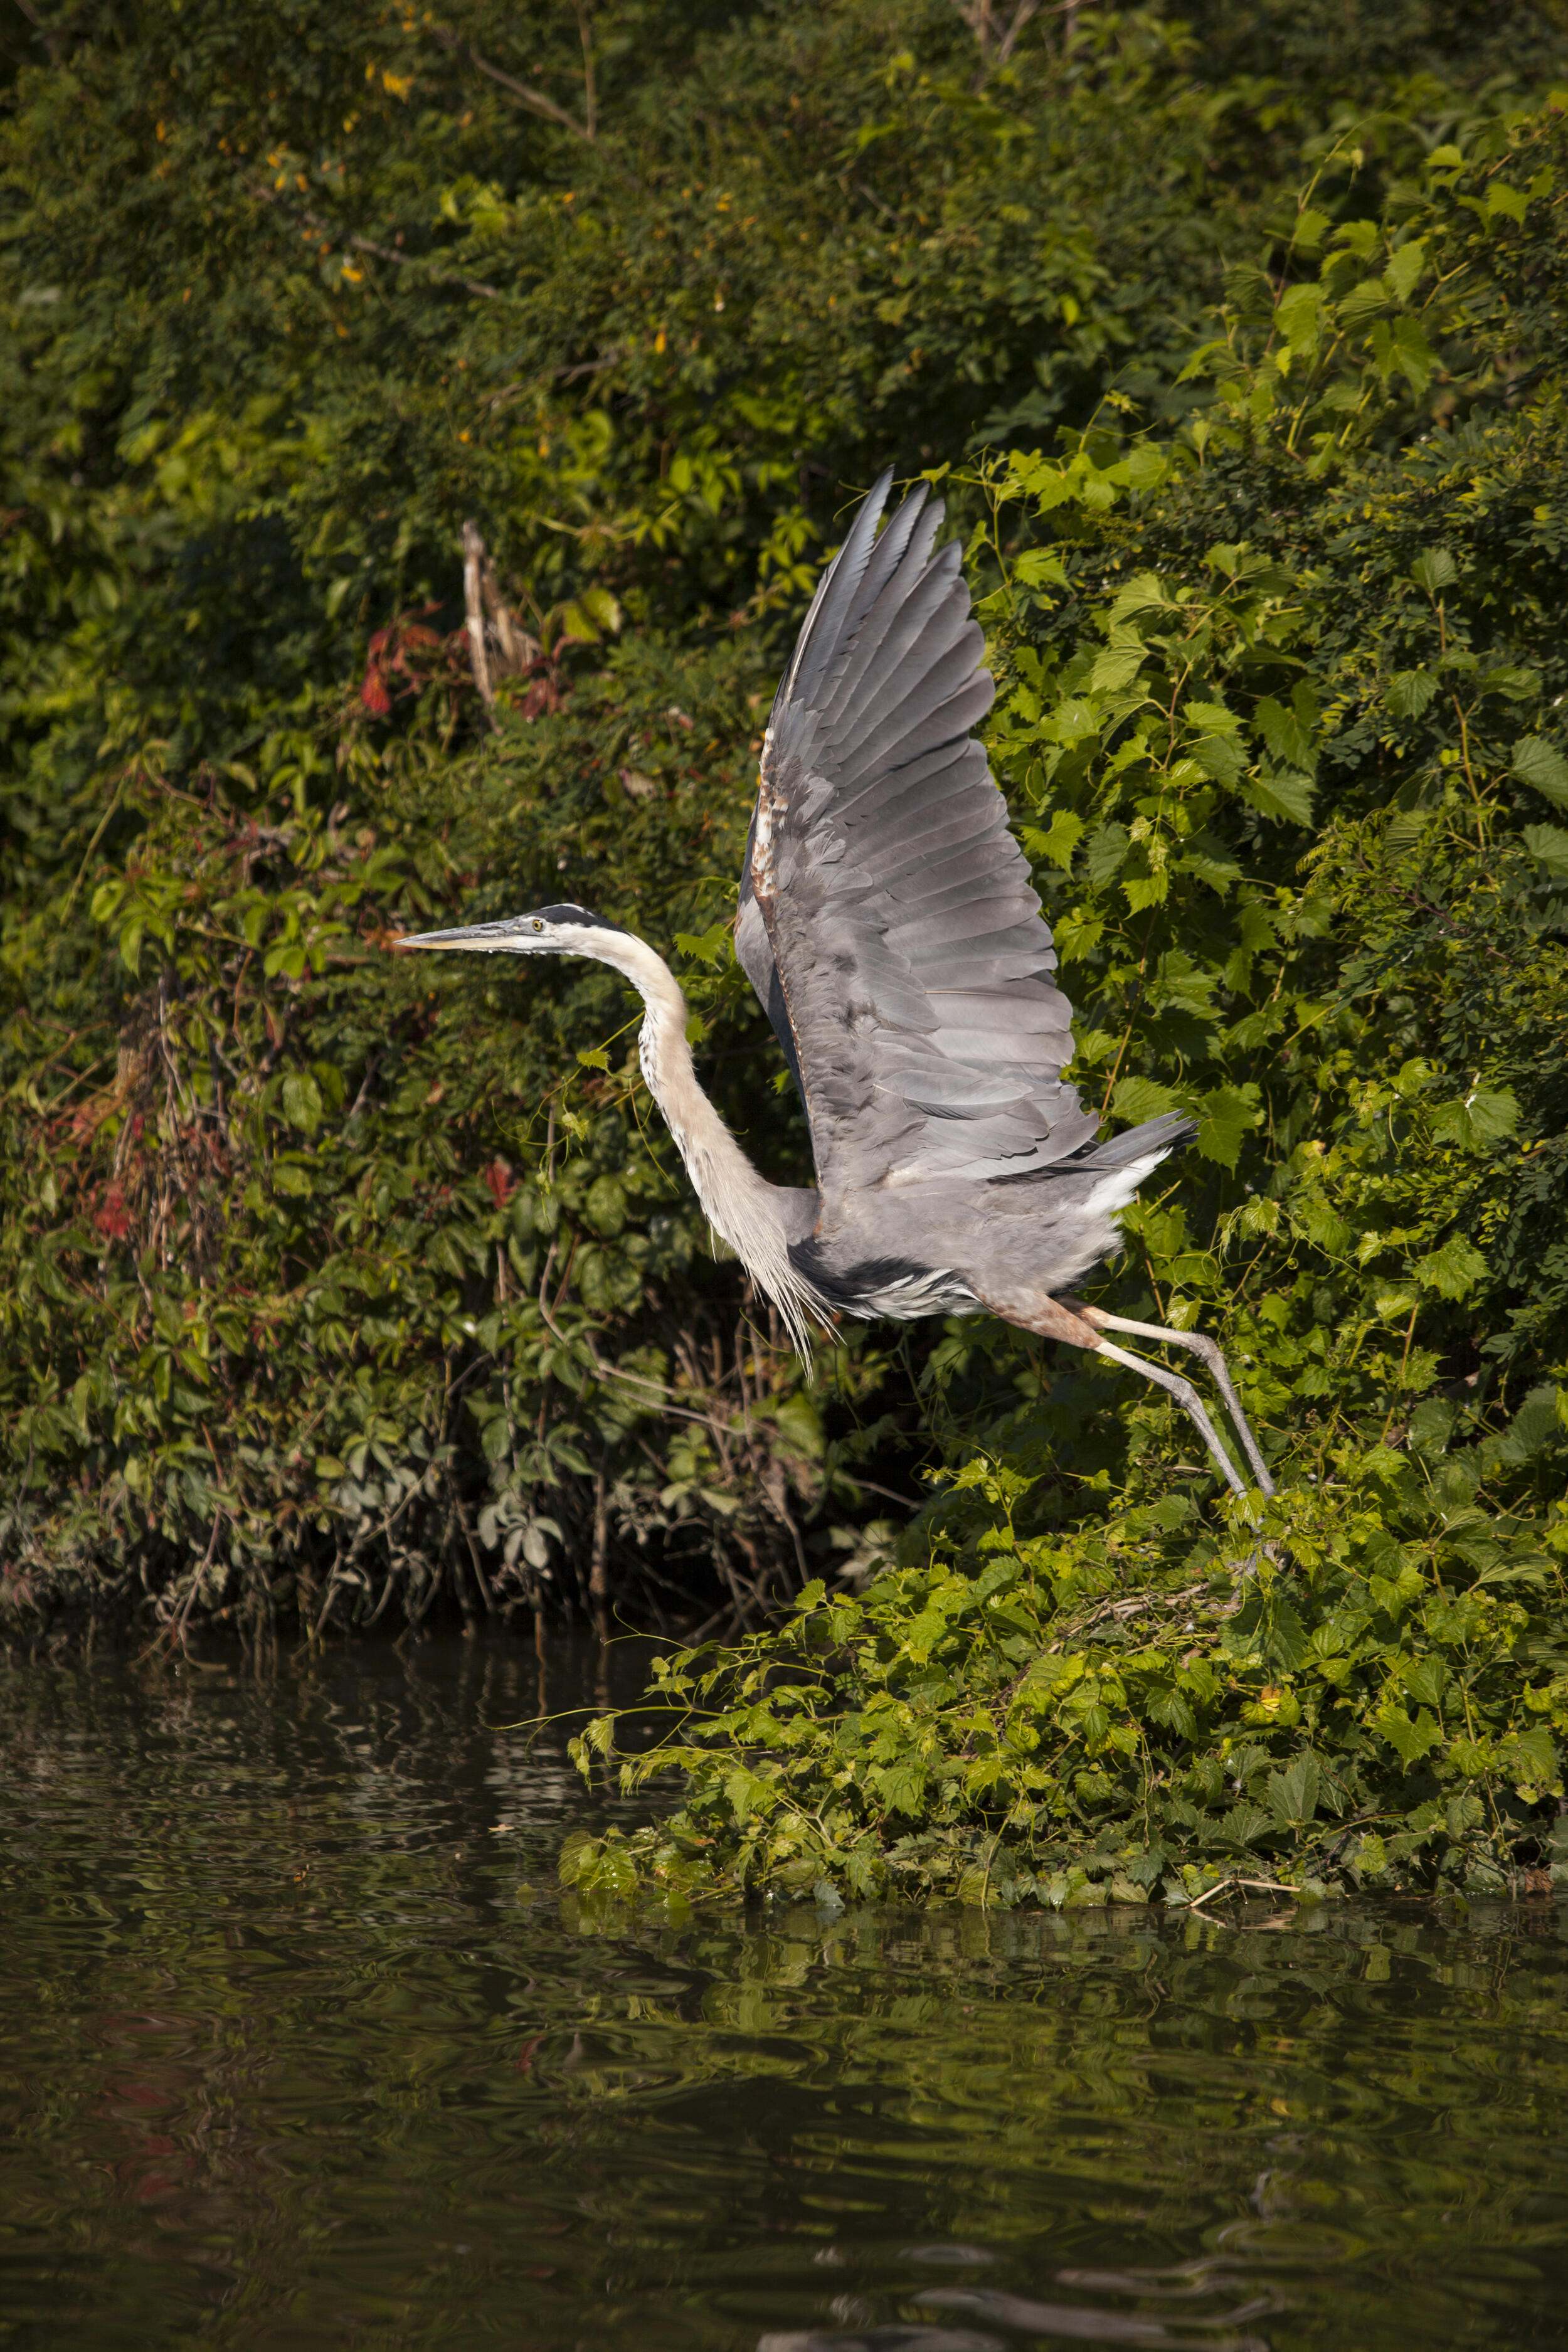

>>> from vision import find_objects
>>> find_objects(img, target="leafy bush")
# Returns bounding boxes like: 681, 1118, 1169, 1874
566, 100, 1568, 1903
566, 1443, 1568, 1906
3, 4, 1566, 1699
14, 0, 1518, 1638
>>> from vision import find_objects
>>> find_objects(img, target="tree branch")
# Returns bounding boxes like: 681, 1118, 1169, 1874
460, 521, 541, 719
429, 25, 595, 141
955, 0, 1041, 65
955, 0, 1080, 80
462, 520, 495, 719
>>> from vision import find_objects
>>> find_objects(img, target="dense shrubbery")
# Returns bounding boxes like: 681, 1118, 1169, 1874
566, 1451, 1568, 1906
4, 0, 1480, 1637
2, 3, 1566, 1902
3, 0, 1259, 1634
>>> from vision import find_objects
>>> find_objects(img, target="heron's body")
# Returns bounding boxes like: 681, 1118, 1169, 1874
398, 474, 1274, 1500
791, 1158, 1168, 1324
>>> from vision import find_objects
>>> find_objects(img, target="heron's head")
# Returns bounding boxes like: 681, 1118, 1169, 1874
393, 903, 628, 961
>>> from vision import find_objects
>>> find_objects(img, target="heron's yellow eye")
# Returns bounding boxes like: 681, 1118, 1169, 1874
531, 918, 545, 933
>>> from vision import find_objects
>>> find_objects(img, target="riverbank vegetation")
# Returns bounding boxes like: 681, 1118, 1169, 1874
4, 1, 1567, 1894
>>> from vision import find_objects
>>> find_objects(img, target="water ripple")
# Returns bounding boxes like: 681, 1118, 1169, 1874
1, 1641, 1565, 2351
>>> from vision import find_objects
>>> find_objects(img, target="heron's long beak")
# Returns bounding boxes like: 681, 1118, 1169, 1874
392, 922, 519, 953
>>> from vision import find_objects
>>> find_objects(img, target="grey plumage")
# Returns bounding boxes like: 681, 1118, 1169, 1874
738, 473, 1199, 1345
395, 473, 1274, 1501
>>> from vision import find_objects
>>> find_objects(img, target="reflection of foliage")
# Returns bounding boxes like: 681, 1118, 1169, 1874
2, 3, 1567, 1658
569, 105, 1568, 1902
6, 1650, 1568, 2346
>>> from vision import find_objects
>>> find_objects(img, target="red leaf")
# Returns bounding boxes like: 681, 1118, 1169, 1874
93, 1183, 132, 1240
519, 677, 563, 721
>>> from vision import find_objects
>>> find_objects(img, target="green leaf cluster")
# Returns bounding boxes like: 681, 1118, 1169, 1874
566, 1433, 1568, 1906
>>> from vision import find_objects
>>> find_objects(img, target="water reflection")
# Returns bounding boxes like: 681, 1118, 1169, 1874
0, 1636, 1565, 2349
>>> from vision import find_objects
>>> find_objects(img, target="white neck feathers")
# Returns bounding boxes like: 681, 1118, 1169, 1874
585, 931, 829, 1355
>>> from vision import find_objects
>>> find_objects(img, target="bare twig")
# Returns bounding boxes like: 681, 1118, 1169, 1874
576, 3, 598, 142
430, 25, 595, 141
954, 0, 1040, 68
1046, 1579, 1210, 1651
1184, 1874, 1298, 1919
955, 0, 1085, 84
143, 1511, 225, 1661
534, 1296, 729, 1428
590, 1454, 610, 1630
459, 522, 544, 720
1184, 1875, 1235, 1914
454, 1496, 495, 1613
462, 520, 495, 718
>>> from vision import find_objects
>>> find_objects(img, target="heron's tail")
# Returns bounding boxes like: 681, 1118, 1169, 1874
1072, 1110, 1196, 1169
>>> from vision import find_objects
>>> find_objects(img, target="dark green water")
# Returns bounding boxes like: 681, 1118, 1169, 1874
2, 1640, 1566, 2351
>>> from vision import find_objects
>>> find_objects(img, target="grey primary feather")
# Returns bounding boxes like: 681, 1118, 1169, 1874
739, 472, 1116, 1200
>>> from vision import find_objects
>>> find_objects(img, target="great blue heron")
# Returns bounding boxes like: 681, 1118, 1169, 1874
396, 473, 1273, 1500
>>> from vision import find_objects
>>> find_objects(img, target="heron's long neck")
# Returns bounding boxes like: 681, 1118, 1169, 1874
595, 934, 823, 1350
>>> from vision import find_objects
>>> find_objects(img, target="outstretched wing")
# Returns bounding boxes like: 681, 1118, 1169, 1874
736, 472, 1099, 1202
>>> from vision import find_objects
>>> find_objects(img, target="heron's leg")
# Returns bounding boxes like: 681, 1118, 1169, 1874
979, 1293, 1249, 1501
1089, 1338, 1249, 1500
1069, 1306, 1274, 1498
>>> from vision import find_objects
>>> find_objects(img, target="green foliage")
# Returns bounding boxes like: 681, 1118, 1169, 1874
0, 635, 886, 1631
566, 1434, 1568, 1905
568, 97, 1568, 1903
973, 98, 1568, 1456
1, 2, 1565, 1683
